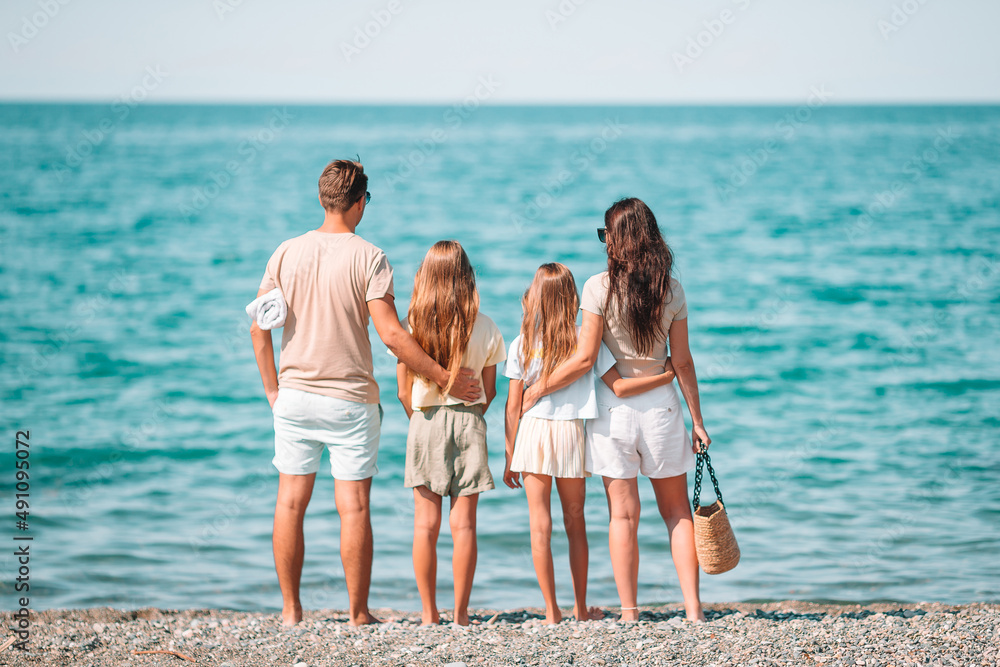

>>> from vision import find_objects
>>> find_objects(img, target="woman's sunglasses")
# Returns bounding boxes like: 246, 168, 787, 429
597, 228, 606, 243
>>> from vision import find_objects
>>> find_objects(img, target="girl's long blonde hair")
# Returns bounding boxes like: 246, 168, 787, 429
520, 263, 579, 379
408, 240, 479, 396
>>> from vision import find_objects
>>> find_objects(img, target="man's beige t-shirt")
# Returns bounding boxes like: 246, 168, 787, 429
407, 314, 506, 410
259, 231, 394, 404
580, 271, 687, 379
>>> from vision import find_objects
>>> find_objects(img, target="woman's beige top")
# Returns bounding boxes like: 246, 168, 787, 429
580, 270, 688, 379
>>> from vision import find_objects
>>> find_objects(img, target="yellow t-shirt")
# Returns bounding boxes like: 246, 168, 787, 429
407, 313, 506, 410
259, 231, 394, 404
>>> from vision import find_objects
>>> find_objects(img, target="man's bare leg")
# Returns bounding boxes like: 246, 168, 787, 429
273, 472, 316, 626
334, 477, 380, 625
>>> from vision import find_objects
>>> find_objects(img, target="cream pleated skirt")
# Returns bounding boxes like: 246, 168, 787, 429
510, 416, 589, 478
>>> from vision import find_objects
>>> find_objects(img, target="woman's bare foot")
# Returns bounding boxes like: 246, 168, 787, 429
543, 607, 563, 625
619, 607, 639, 623
420, 609, 440, 626
685, 605, 707, 623
453, 609, 470, 626
575, 606, 605, 621
281, 604, 302, 627
348, 610, 382, 626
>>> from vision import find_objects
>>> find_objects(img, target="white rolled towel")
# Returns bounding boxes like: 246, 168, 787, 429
245, 288, 287, 330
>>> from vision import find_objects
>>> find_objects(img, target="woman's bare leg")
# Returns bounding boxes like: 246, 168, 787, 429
603, 476, 641, 621
449, 493, 479, 626
412, 486, 443, 625
524, 473, 561, 623
649, 473, 704, 622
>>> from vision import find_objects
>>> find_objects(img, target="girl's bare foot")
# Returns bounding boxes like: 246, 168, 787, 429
281, 604, 302, 627
619, 607, 639, 623
543, 607, 563, 625
575, 606, 605, 621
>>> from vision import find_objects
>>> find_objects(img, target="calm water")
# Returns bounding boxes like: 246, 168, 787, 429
1, 104, 998, 612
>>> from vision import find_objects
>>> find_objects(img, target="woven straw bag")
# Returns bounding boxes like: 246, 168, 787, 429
692, 450, 740, 574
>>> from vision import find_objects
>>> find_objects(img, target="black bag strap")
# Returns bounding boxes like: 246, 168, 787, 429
692, 450, 725, 510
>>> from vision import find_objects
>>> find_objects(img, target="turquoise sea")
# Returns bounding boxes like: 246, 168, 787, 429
1, 104, 998, 613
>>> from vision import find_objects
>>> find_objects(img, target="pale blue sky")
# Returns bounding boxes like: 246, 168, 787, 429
2, 0, 998, 103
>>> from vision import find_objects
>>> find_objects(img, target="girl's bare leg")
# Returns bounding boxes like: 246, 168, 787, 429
603, 477, 641, 621
555, 477, 599, 621
449, 493, 479, 626
412, 486, 443, 625
649, 473, 704, 622
524, 473, 561, 623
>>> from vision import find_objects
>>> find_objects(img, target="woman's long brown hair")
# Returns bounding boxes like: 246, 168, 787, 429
408, 240, 479, 395
520, 263, 579, 379
603, 197, 674, 356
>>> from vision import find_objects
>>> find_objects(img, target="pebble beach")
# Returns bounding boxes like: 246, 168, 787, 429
5, 601, 997, 666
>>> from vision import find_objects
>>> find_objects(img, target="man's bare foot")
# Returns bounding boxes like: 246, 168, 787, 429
281, 604, 302, 627
420, 609, 440, 626
618, 607, 639, 623
348, 610, 381, 626
575, 606, 605, 621
543, 607, 563, 625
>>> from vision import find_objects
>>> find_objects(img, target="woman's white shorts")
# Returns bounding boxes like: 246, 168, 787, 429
585, 383, 694, 479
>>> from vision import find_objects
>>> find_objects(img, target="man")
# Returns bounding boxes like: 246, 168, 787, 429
250, 159, 480, 626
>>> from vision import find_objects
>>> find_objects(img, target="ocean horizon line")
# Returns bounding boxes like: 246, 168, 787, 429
2, 99, 1000, 109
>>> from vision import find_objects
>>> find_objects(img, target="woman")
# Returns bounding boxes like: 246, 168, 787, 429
522, 197, 710, 622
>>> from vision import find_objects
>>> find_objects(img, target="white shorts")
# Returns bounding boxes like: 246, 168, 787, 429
272, 388, 381, 480
585, 383, 694, 479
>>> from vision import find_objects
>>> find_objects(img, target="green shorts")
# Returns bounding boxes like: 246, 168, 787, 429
405, 404, 495, 497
